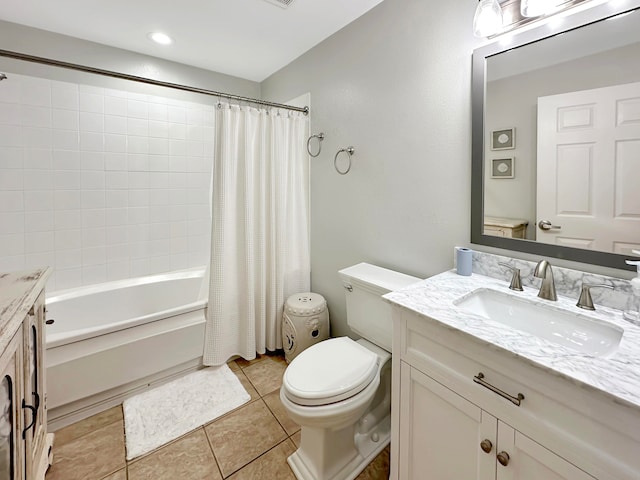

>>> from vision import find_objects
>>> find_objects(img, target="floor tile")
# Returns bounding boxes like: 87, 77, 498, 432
227, 359, 241, 372
355, 445, 390, 480
231, 368, 260, 403
242, 357, 287, 396
227, 439, 296, 480
205, 399, 287, 477
234, 353, 269, 369
263, 389, 300, 435
46, 421, 125, 480
128, 429, 221, 480
53, 405, 123, 446
290, 431, 301, 448
101, 469, 127, 480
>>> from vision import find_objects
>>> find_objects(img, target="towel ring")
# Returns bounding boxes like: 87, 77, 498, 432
334, 147, 355, 175
307, 133, 325, 157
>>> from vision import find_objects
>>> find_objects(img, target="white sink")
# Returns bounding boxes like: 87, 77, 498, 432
454, 289, 623, 356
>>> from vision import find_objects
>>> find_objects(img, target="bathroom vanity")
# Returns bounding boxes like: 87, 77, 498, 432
0, 268, 53, 480
386, 259, 640, 480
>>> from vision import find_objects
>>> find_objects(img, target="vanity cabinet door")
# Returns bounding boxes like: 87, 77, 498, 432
495, 422, 596, 480
0, 331, 24, 480
22, 293, 47, 480
398, 362, 496, 480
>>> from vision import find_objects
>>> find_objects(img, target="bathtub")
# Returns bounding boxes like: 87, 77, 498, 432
45, 268, 207, 429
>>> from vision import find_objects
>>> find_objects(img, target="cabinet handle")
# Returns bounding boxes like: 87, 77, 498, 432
22, 399, 37, 439
497, 451, 510, 466
480, 439, 493, 454
473, 372, 525, 406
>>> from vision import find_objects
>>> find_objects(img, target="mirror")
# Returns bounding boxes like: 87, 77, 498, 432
472, 1, 640, 270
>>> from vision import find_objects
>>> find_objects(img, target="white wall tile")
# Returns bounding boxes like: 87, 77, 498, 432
106, 190, 128, 208
129, 189, 149, 207
0, 255, 25, 272
128, 154, 148, 171
128, 207, 149, 224
149, 120, 169, 138
54, 229, 82, 250
54, 190, 81, 210
105, 152, 127, 171
25, 252, 54, 269
167, 106, 186, 124
170, 221, 188, 238
0, 147, 24, 169
52, 109, 79, 131
82, 264, 107, 284
168, 156, 188, 172
81, 152, 104, 170
0, 233, 24, 256
149, 172, 169, 189
81, 171, 105, 190
130, 258, 150, 277
53, 150, 80, 170
25, 149, 52, 169
82, 228, 106, 248
25, 231, 54, 254
105, 115, 127, 135
104, 88, 127, 99
187, 125, 204, 141
52, 129, 79, 150
149, 138, 168, 155
81, 209, 105, 228
105, 134, 126, 153
81, 190, 105, 209
79, 112, 104, 133
127, 136, 148, 154
187, 109, 204, 126
55, 268, 82, 290
106, 171, 128, 190
24, 190, 54, 211
149, 189, 169, 206
149, 155, 168, 172
54, 210, 81, 230
79, 92, 104, 113
21, 77, 51, 107
25, 211, 54, 232
168, 123, 186, 140
107, 261, 130, 281
0, 191, 23, 212
0, 79, 21, 104
53, 170, 81, 190
52, 86, 79, 111
24, 170, 53, 191
150, 222, 171, 239
127, 100, 148, 119
148, 255, 171, 274
80, 131, 104, 152
129, 171, 149, 189
55, 249, 82, 269
107, 243, 129, 262
148, 103, 168, 121
106, 225, 128, 245
127, 118, 148, 136
24, 127, 52, 149
0, 125, 24, 147
0, 170, 24, 191
22, 106, 51, 128
105, 207, 128, 226
105, 96, 127, 116
82, 246, 106, 266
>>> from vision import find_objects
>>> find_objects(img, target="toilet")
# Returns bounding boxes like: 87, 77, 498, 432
280, 263, 421, 480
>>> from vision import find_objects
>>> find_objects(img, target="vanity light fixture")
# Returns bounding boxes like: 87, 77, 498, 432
148, 32, 173, 45
473, 0, 504, 38
520, 0, 558, 17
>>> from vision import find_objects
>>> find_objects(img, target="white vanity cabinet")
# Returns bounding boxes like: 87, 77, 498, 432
0, 269, 53, 480
390, 308, 640, 480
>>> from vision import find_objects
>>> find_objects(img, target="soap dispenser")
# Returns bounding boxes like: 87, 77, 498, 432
624, 250, 640, 323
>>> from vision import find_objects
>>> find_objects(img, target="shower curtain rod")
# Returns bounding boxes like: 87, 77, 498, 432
0, 49, 309, 115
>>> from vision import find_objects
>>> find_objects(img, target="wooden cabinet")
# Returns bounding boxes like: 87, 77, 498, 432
0, 269, 53, 480
391, 307, 638, 480
483, 216, 528, 239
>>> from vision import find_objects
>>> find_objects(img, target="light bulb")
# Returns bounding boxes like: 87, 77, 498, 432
520, 0, 557, 18
473, 0, 504, 38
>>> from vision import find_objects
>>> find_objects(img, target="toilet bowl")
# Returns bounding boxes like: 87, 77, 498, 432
281, 337, 391, 480
279, 263, 421, 480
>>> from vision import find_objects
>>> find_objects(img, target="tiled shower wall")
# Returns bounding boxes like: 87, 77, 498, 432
0, 73, 213, 291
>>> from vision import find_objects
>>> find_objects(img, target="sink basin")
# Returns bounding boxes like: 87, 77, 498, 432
454, 289, 623, 356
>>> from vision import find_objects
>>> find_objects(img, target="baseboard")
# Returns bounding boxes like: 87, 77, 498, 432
47, 358, 203, 431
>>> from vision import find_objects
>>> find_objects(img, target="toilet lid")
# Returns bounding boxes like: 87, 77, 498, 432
282, 337, 378, 406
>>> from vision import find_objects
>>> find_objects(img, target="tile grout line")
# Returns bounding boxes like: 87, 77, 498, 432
202, 425, 226, 480
221, 436, 295, 479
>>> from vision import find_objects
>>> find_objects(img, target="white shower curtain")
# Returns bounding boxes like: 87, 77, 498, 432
203, 104, 310, 366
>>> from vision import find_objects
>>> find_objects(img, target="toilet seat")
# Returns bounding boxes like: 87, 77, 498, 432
282, 337, 379, 406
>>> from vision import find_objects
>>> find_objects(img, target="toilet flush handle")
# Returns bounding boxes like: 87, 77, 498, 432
344, 284, 353, 292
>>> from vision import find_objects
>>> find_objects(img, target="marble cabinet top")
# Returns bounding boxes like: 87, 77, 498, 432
0, 268, 51, 353
384, 270, 640, 412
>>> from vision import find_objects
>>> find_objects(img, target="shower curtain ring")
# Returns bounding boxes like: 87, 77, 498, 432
334, 146, 355, 175
306, 133, 324, 157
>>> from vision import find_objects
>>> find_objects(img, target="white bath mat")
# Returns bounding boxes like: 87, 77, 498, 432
123, 364, 250, 460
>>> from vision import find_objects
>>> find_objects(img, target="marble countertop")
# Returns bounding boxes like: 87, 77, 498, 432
0, 268, 51, 353
384, 270, 640, 412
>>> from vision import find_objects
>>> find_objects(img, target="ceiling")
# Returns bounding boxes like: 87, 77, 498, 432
0, 0, 384, 82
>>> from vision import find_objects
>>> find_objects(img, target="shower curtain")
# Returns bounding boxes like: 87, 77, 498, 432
203, 103, 310, 366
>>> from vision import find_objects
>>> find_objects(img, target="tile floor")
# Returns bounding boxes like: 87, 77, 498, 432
45, 352, 390, 480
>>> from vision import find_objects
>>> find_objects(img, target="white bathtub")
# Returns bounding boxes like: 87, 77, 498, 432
45, 268, 207, 428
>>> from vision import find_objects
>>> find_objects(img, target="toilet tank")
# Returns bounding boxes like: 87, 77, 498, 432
338, 263, 421, 352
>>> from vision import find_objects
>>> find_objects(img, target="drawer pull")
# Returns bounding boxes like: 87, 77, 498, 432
473, 372, 525, 406
497, 451, 510, 466
480, 439, 493, 454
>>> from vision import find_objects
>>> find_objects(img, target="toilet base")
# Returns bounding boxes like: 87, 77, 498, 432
287, 414, 390, 480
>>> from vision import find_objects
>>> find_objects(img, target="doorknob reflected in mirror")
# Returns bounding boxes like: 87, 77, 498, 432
538, 220, 562, 231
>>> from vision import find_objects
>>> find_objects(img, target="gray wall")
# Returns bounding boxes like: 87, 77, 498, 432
0, 20, 260, 99
261, 0, 480, 338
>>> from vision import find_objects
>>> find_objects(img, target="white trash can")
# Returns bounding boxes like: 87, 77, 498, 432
282, 292, 329, 363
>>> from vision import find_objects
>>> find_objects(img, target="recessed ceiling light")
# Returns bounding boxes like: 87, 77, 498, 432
148, 32, 173, 45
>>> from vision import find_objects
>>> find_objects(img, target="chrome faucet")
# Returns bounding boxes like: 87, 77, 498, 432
533, 260, 557, 301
